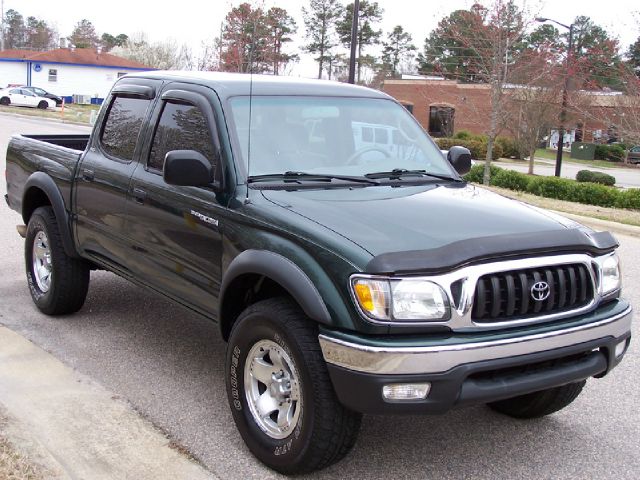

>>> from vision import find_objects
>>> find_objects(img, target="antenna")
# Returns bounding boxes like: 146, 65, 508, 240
245, 9, 258, 203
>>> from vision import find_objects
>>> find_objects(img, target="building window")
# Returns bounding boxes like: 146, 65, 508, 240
428, 106, 454, 137
117, 72, 127, 78
48, 69, 57, 82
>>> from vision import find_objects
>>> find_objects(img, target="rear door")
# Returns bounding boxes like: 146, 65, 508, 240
20, 89, 38, 107
124, 83, 226, 316
74, 78, 162, 270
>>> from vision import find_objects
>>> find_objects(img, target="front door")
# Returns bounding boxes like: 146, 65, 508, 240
124, 84, 225, 316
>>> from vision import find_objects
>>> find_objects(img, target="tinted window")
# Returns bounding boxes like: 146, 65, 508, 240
10, 89, 21, 94
100, 96, 151, 160
148, 102, 215, 171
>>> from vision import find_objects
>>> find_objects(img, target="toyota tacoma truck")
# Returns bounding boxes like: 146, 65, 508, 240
4, 72, 632, 474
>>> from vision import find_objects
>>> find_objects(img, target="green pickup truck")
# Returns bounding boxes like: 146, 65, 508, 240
5, 71, 632, 474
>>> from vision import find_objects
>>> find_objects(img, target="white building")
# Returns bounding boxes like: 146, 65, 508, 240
0, 48, 152, 104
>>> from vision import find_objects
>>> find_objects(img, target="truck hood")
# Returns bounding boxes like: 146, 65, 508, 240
261, 183, 589, 262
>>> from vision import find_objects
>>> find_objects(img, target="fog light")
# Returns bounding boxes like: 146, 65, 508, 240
615, 340, 627, 358
382, 383, 431, 401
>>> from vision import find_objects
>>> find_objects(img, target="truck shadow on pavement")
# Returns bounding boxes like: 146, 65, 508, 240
2, 270, 633, 480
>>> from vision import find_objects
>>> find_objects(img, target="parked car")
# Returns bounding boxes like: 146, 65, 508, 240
4, 72, 632, 474
627, 145, 640, 164
21, 86, 63, 106
0, 88, 56, 109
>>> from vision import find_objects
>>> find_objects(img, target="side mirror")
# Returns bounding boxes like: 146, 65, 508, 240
447, 146, 472, 175
163, 150, 214, 187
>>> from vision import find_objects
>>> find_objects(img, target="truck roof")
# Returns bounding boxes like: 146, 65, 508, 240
124, 70, 391, 100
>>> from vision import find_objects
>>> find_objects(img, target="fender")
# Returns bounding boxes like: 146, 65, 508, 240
219, 249, 332, 326
22, 172, 79, 258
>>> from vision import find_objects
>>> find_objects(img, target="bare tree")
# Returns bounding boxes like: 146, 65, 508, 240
424, 1, 534, 184
112, 33, 192, 70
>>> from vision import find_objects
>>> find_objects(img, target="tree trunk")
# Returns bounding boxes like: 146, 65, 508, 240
528, 147, 536, 175
483, 81, 501, 185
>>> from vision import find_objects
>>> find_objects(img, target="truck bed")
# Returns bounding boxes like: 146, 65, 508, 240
5, 134, 89, 218
21, 134, 90, 152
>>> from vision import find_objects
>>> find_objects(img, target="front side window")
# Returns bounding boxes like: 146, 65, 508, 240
229, 96, 451, 178
48, 69, 57, 82
148, 102, 215, 172
100, 96, 151, 160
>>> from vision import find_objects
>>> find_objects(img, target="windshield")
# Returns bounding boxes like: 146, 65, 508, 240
228, 96, 454, 179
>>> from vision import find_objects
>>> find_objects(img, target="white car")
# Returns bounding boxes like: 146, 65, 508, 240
0, 87, 57, 109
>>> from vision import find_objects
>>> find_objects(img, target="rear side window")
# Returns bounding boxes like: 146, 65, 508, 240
148, 102, 215, 171
100, 96, 151, 161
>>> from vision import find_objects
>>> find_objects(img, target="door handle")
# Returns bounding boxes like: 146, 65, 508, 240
132, 187, 147, 204
82, 169, 94, 181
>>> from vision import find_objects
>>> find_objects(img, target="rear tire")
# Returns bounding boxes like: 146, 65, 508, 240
225, 297, 361, 474
37, 101, 48, 109
25, 206, 90, 315
487, 381, 586, 419
0, 97, 10, 106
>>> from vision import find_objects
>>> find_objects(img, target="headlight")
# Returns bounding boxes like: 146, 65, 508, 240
598, 254, 621, 296
351, 276, 450, 322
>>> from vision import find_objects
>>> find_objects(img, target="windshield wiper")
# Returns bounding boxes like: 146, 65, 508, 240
364, 168, 462, 182
248, 171, 380, 185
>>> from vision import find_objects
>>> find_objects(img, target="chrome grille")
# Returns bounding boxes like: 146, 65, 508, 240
472, 263, 594, 322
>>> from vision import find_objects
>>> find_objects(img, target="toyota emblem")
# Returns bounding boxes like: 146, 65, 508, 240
531, 281, 551, 301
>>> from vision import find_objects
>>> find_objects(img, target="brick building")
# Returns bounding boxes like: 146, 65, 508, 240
383, 78, 629, 144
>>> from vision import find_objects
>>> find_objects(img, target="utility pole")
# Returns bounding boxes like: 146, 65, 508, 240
535, 17, 575, 177
347, 0, 360, 84
1, 0, 5, 51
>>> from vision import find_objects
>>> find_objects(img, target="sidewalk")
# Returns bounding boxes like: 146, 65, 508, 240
0, 326, 216, 480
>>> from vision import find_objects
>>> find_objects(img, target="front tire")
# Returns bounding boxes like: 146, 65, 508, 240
225, 298, 361, 474
487, 381, 586, 419
37, 101, 49, 109
25, 206, 89, 315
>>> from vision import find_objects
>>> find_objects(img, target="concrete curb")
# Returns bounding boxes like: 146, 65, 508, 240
0, 326, 217, 480
550, 210, 640, 238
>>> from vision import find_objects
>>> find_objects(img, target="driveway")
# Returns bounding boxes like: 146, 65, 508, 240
493, 158, 640, 189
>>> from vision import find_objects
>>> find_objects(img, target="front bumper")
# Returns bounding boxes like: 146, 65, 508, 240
320, 301, 632, 414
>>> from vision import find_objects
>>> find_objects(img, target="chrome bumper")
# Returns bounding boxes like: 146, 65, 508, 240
319, 306, 632, 375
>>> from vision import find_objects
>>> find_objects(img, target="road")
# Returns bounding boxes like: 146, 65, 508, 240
494, 158, 640, 189
1, 114, 639, 479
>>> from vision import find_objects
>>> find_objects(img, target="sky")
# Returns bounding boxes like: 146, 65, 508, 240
5, 0, 640, 77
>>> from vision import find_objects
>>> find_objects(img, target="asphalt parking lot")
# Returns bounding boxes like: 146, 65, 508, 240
1, 114, 639, 479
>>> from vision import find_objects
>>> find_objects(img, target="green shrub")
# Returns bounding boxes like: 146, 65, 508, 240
463, 164, 502, 183
495, 136, 520, 159
526, 176, 576, 200
463, 163, 640, 211
453, 130, 473, 140
594, 144, 625, 162
615, 189, 640, 210
434, 137, 503, 160
568, 182, 619, 207
575, 170, 616, 186
492, 169, 530, 191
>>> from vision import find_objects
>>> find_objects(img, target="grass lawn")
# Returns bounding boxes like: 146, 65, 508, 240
0, 103, 99, 125
484, 185, 640, 227
534, 148, 634, 170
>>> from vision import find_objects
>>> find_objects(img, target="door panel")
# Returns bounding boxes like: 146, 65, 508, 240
123, 84, 224, 316
125, 171, 224, 313
74, 78, 162, 268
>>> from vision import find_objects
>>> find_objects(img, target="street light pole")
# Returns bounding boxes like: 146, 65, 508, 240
347, 0, 360, 84
535, 17, 574, 177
